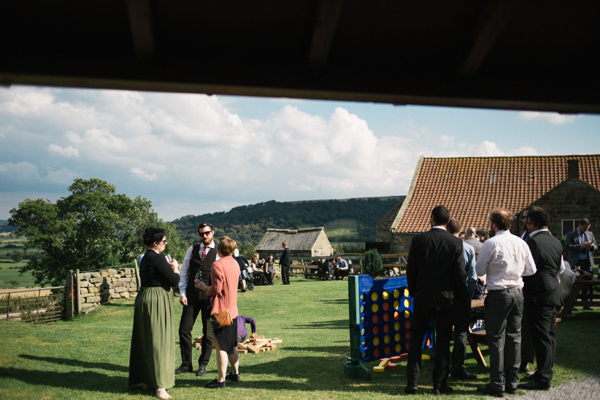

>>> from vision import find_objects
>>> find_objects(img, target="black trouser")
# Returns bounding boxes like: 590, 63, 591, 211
406, 299, 453, 390
520, 305, 534, 370
577, 259, 592, 302
178, 294, 213, 368
281, 265, 290, 284
451, 294, 471, 376
526, 302, 558, 385
253, 271, 268, 285
335, 268, 348, 280
485, 288, 523, 393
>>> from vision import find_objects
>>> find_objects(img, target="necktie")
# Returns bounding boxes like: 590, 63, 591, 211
202, 246, 209, 260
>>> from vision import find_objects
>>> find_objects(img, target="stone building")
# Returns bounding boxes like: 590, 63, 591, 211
376, 155, 600, 253
255, 227, 333, 259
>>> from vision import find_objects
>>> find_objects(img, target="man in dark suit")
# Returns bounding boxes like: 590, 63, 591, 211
280, 242, 291, 285
519, 207, 564, 390
566, 218, 597, 308
405, 206, 465, 395
175, 222, 218, 376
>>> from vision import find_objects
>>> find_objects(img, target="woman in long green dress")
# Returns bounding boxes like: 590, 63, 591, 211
129, 227, 180, 399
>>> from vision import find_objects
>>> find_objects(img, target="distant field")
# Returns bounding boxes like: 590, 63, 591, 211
324, 219, 359, 238
0, 238, 36, 289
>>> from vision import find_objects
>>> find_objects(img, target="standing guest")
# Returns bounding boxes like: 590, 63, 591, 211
519, 207, 565, 391
476, 228, 489, 243
565, 218, 597, 309
129, 228, 180, 400
335, 257, 349, 280
475, 209, 536, 397
176, 223, 218, 377
280, 242, 291, 285
196, 236, 241, 388
464, 227, 482, 256
264, 254, 276, 284
518, 207, 535, 374
405, 206, 465, 395
446, 219, 478, 380
236, 315, 257, 342
520, 208, 531, 242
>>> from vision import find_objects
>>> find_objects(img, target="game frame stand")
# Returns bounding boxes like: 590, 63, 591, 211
345, 274, 435, 380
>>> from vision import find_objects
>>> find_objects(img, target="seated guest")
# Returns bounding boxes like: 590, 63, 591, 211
334, 257, 349, 280
236, 315, 257, 343
233, 249, 249, 292
263, 254, 276, 284
250, 253, 268, 285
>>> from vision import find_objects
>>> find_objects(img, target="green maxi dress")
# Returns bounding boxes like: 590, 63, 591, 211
129, 250, 179, 389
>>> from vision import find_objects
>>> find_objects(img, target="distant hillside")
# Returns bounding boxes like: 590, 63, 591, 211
0, 220, 18, 233
172, 196, 404, 246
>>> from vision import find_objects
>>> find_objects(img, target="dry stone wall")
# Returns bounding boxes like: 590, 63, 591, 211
77, 268, 140, 313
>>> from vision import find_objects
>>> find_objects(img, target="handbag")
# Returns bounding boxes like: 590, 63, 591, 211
210, 309, 233, 329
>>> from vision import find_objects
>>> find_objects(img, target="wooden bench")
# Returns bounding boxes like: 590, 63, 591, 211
558, 278, 600, 321
380, 253, 408, 276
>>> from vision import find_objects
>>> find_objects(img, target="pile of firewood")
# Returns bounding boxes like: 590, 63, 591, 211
193, 335, 282, 354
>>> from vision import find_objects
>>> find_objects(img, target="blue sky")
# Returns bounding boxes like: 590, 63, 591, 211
1, 85, 599, 222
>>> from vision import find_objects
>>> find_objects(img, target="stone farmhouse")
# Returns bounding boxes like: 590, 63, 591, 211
377, 154, 600, 253
255, 227, 333, 259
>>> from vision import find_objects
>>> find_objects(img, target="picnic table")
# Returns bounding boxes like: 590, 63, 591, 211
468, 298, 487, 367
558, 278, 600, 321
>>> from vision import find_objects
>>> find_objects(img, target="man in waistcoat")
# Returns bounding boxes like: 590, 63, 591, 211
175, 222, 219, 376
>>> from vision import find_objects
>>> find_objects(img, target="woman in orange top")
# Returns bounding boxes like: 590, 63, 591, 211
195, 236, 240, 388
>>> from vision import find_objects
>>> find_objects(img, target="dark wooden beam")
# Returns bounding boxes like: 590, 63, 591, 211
308, 0, 344, 71
126, 0, 155, 61
460, 0, 519, 75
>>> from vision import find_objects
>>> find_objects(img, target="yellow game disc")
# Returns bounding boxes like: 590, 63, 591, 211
371, 292, 378, 301
404, 289, 409, 296
394, 300, 400, 309
373, 366, 385, 372
382, 291, 389, 300
394, 321, 401, 331
395, 344, 401, 352
373, 337, 380, 346
393, 289, 400, 298
404, 299, 410, 307
404, 310, 410, 318
395, 333, 401, 342
372, 303, 379, 313
384, 334, 390, 344
422, 354, 431, 361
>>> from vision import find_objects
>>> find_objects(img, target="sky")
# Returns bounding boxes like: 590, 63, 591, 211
1, 85, 600, 222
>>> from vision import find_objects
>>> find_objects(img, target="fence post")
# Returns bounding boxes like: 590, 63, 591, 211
6, 293, 10, 320
65, 270, 74, 320
75, 269, 81, 315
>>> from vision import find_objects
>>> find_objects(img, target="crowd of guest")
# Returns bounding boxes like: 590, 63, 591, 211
404, 205, 597, 396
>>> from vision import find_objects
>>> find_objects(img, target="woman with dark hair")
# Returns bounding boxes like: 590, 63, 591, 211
129, 227, 180, 399
195, 236, 240, 388
264, 253, 276, 284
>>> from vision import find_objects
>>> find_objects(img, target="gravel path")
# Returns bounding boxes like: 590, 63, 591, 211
512, 376, 600, 400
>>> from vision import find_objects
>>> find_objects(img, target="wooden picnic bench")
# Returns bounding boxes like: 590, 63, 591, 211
380, 253, 408, 276
558, 278, 600, 321
468, 298, 487, 367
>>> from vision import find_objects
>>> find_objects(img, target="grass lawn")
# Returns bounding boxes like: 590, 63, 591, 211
324, 219, 359, 239
1, 277, 600, 399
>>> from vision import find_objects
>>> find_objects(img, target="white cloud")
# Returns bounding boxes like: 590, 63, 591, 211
0, 161, 41, 181
45, 168, 79, 184
48, 144, 80, 158
130, 167, 158, 181
518, 111, 576, 124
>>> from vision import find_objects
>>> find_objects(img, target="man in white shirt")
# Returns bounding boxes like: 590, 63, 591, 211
475, 209, 536, 397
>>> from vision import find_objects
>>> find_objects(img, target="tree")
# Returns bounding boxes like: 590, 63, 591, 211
363, 249, 383, 278
10, 251, 24, 263
9, 178, 185, 286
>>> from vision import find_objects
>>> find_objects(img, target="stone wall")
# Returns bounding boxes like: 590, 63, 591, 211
76, 267, 140, 313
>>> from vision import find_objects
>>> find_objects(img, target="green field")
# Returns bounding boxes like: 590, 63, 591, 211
1, 278, 599, 399
324, 219, 359, 239
0, 238, 37, 289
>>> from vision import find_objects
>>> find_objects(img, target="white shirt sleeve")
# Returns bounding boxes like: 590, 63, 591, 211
558, 258, 565, 276
475, 242, 492, 277
179, 245, 194, 297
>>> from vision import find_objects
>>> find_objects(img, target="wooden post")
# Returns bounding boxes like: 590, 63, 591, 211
65, 270, 74, 320
75, 269, 81, 315
6, 292, 10, 320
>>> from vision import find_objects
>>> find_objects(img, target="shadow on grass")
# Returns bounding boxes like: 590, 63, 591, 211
102, 302, 134, 307
19, 354, 128, 372
288, 319, 348, 330
282, 345, 348, 356
320, 298, 348, 305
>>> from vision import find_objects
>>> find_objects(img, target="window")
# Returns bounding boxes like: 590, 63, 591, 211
562, 219, 576, 237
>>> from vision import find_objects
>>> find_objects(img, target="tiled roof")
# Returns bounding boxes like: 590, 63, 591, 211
393, 155, 600, 233
255, 227, 326, 251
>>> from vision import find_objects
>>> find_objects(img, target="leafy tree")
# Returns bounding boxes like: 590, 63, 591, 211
9, 178, 184, 286
10, 251, 24, 263
363, 249, 383, 278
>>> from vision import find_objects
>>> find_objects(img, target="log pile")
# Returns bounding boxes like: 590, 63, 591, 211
193, 335, 283, 354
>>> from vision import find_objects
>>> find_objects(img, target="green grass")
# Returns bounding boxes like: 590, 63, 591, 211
324, 219, 359, 239
0, 278, 599, 399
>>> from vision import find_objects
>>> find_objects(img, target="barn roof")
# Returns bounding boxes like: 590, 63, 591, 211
392, 154, 600, 233
255, 228, 326, 251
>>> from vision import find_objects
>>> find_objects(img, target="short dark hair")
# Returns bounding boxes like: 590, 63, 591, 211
476, 228, 489, 240
490, 209, 513, 231
143, 227, 166, 247
217, 236, 237, 256
579, 218, 591, 226
431, 205, 450, 226
446, 218, 462, 235
527, 206, 550, 229
197, 222, 213, 234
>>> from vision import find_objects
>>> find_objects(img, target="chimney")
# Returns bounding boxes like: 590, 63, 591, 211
567, 159, 579, 179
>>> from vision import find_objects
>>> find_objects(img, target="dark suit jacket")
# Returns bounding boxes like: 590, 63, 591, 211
523, 231, 563, 306
279, 247, 291, 267
566, 229, 597, 268
407, 228, 466, 310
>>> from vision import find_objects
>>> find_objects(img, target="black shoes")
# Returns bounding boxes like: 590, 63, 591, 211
404, 386, 418, 394
204, 379, 226, 389
174, 365, 193, 375
518, 380, 550, 390
196, 365, 207, 377
451, 370, 477, 380
477, 385, 505, 397
226, 373, 241, 382
433, 386, 454, 395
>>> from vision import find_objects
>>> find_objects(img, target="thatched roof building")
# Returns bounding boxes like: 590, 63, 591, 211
255, 227, 333, 259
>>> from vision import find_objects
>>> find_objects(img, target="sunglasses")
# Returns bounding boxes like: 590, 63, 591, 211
199, 231, 213, 237
161, 239, 168, 244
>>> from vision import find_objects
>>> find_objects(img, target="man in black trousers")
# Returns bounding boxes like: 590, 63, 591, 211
175, 223, 218, 376
405, 206, 465, 395
280, 241, 291, 285
520, 206, 564, 390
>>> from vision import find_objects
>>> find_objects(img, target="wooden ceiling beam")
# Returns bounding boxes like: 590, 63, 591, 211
308, 0, 344, 71
460, 0, 519, 75
126, 0, 155, 62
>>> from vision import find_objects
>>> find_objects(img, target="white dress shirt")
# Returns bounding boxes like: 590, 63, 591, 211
179, 241, 219, 297
475, 230, 537, 290
529, 228, 565, 275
